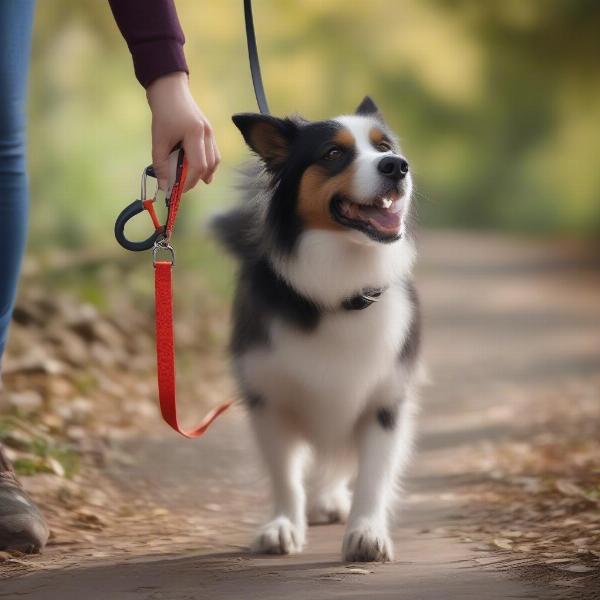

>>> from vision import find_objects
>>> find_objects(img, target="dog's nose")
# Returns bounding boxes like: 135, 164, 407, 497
377, 156, 409, 180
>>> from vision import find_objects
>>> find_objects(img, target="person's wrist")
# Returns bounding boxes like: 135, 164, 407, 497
146, 71, 189, 106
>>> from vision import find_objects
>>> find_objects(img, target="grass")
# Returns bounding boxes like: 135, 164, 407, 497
0, 418, 80, 478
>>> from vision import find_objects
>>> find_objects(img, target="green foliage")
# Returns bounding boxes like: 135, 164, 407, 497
29, 437, 80, 478
11, 458, 44, 477
0, 419, 79, 478
28, 0, 600, 247
13, 449, 79, 479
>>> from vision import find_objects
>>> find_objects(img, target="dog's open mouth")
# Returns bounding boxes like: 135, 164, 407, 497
330, 190, 403, 242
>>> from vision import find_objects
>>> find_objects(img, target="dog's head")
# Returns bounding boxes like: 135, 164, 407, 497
232, 97, 413, 254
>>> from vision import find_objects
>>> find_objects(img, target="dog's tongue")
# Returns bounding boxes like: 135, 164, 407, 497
358, 204, 402, 232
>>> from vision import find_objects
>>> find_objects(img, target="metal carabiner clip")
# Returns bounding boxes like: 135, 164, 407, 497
114, 165, 164, 251
152, 237, 176, 266
114, 145, 185, 252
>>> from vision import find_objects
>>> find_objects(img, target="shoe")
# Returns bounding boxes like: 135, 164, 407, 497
0, 444, 49, 553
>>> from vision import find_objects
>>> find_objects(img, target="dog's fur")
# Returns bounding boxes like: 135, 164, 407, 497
212, 97, 421, 562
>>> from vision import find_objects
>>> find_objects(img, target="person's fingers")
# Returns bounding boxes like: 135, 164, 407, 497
202, 130, 216, 184
200, 130, 221, 185
183, 125, 208, 192
213, 137, 222, 167
152, 142, 172, 191
208, 136, 221, 183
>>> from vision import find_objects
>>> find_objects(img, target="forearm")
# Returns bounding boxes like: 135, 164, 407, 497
108, 1, 219, 188
107, 0, 188, 88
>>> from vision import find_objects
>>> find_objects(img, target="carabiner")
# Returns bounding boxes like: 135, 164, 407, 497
114, 165, 164, 252
115, 145, 186, 252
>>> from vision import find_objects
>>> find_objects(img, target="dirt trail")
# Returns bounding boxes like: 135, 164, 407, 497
3, 232, 599, 599
0, 417, 548, 600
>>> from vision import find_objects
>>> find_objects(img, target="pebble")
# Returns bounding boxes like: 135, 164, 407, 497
7, 390, 43, 415
70, 397, 94, 424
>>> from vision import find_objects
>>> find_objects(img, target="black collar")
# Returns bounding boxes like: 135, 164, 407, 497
342, 287, 386, 311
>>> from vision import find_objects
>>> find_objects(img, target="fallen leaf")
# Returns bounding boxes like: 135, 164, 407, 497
558, 564, 596, 573
45, 457, 66, 477
75, 508, 107, 527
344, 567, 372, 575
493, 538, 513, 551
555, 480, 586, 497
545, 558, 573, 564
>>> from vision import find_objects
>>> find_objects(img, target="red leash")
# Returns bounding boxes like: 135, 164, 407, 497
153, 152, 235, 438
116, 148, 235, 438
154, 260, 235, 438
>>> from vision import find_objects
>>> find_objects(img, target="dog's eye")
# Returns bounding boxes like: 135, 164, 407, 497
376, 141, 392, 153
323, 146, 343, 160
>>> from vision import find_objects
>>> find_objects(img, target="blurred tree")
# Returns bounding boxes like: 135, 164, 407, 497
27, 0, 600, 252
417, 0, 600, 233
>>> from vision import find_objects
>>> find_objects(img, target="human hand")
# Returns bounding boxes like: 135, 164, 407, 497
146, 72, 220, 191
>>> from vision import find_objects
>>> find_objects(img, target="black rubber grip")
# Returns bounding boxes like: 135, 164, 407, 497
114, 199, 161, 252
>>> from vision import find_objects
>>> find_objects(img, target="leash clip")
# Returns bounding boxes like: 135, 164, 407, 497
114, 146, 186, 253
152, 238, 176, 266
114, 165, 164, 252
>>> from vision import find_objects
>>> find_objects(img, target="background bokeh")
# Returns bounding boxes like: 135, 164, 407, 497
29, 0, 600, 258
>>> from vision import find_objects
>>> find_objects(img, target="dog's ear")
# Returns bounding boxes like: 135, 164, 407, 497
232, 114, 298, 170
355, 96, 384, 121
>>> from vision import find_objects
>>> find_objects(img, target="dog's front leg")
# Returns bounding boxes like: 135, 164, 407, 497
343, 387, 416, 562
250, 408, 307, 555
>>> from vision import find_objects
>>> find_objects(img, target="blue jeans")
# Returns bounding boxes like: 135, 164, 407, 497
0, 0, 35, 362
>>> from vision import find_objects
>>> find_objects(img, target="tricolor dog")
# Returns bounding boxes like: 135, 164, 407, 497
212, 97, 421, 562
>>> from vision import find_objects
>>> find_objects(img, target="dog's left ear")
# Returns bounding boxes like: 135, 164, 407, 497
355, 96, 385, 122
232, 113, 299, 171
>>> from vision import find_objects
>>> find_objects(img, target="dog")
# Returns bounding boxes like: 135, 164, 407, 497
212, 96, 421, 562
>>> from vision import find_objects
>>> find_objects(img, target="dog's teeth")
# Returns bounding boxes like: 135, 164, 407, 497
374, 197, 392, 209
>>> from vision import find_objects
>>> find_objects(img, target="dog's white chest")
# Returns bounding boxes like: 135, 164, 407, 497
239, 286, 412, 441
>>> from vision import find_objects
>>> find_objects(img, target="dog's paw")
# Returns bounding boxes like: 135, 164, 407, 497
251, 517, 305, 555
342, 523, 393, 562
307, 487, 351, 525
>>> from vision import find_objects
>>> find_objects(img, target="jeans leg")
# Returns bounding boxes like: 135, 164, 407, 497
0, 0, 36, 362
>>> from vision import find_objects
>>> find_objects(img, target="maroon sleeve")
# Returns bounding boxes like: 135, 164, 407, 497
108, 0, 189, 88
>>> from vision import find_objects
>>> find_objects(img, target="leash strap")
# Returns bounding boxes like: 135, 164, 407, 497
154, 261, 234, 438
153, 153, 234, 438
244, 0, 270, 115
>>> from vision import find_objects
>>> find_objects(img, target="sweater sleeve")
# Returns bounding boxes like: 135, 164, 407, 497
108, 0, 189, 88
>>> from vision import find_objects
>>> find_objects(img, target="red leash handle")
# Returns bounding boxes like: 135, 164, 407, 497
164, 154, 187, 239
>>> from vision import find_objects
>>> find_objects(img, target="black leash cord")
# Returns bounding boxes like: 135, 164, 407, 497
244, 0, 270, 115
